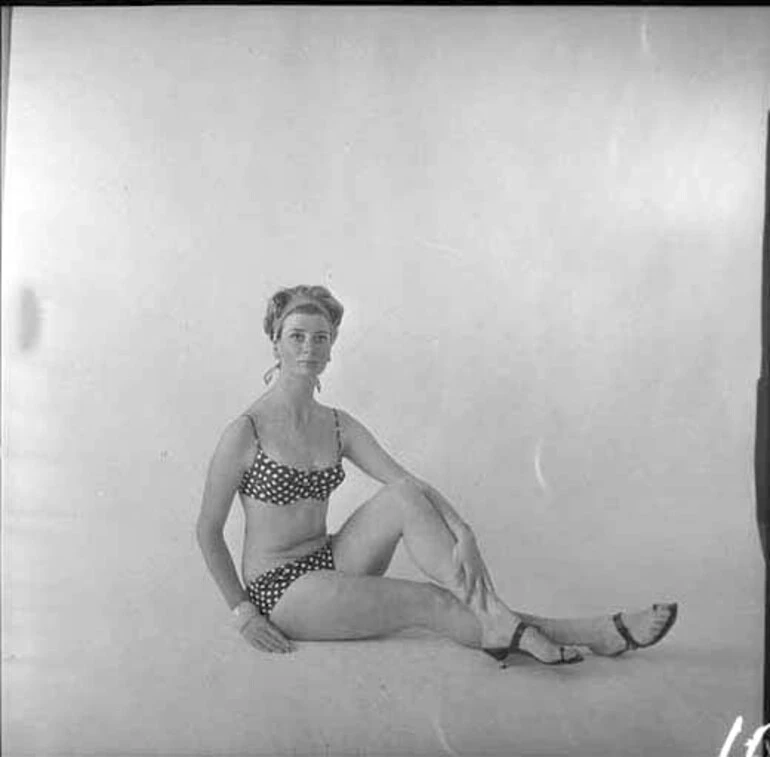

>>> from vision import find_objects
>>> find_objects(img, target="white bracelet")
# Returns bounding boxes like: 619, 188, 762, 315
231, 600, 257, 630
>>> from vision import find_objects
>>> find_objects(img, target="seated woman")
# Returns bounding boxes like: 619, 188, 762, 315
196, 285, 677, 667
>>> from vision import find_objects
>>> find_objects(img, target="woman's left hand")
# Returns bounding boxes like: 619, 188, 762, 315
451, 527, 494, 609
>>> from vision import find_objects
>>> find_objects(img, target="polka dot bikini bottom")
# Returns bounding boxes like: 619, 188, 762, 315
247, 537, 336, 618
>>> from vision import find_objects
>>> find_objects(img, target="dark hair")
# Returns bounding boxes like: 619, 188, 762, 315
263, 285, 344, 342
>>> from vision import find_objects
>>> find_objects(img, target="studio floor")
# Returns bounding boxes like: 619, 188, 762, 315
3, 550, 763, 757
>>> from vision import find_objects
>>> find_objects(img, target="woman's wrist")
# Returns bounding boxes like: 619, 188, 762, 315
231, 600, 258, 630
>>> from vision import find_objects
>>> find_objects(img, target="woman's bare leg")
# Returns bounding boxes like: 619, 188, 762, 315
331, 480, 582, 664
327, 481, 674, 659
269, 571, 482, 647
331, 479, 460, 584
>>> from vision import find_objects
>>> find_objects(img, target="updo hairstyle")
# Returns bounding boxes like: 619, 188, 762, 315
263, 285, 344, 344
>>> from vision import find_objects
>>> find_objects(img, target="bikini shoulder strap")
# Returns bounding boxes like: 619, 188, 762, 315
332, 408, 343, 459
243, 414, 262, 451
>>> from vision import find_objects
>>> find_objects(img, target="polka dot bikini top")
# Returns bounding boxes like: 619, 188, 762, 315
238, 410, 346, 506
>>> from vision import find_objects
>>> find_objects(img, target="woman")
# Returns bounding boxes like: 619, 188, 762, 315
196, 285, 677, 666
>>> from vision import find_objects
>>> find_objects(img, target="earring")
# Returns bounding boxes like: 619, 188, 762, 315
315, 377, 322, 392
263, 362, 280, 385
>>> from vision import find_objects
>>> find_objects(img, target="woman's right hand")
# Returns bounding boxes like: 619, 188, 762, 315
239, 614, 296, 654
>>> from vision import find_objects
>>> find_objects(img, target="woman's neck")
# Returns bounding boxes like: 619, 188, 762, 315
267, 375, 317, 425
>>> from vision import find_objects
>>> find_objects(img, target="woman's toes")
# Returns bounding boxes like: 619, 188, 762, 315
653, 602, 678, 630
519, 626, 582, 665
589, 603, 677, 657
640, 603, 677, 645
561, 645, 584, 664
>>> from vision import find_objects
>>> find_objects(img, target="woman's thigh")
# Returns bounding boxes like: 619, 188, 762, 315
331, 484, 404, 576
268, 570, 443, 641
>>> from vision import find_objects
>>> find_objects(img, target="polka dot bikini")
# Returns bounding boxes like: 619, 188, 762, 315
239, 410, 344, 616
247, 538, 335, 617
238, 411, 346, 506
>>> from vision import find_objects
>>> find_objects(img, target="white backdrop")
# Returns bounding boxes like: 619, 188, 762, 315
2, 7, 767, 756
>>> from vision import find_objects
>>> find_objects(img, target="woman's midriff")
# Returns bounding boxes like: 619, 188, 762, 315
240, 494, 331, 584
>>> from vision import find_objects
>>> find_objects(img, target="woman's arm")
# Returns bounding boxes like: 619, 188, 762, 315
196, 418, 252, 610
339, 409, 494, 604
338, 410, 472, 539
196, 418, 296, 654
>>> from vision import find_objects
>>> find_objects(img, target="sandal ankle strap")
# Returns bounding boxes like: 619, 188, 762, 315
511, 621, 531, 650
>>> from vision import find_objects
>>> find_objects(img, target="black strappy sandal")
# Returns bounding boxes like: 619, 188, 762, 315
483, 620, 584, 668
608, 602, 678, 657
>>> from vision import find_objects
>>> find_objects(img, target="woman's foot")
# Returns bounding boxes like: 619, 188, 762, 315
486, 620, 584, 667
588, 603, 678, 657
475, 597, 583, 666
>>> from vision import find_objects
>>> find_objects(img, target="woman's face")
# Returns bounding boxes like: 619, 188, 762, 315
274, 312, 333, 378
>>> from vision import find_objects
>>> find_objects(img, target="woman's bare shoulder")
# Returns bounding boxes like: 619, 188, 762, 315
331, 408, 376, 442
328, 405, 357, 426
242, 395, 270, 418
214, 413, 257, 462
